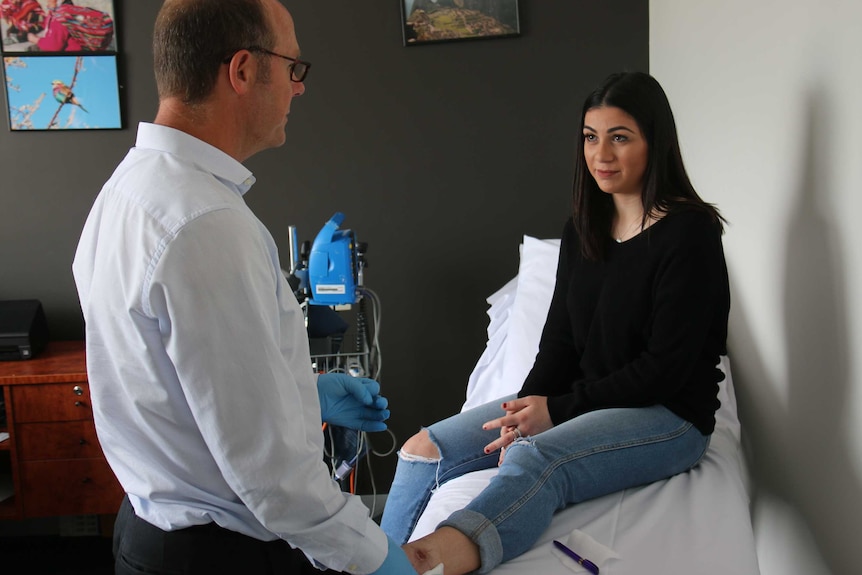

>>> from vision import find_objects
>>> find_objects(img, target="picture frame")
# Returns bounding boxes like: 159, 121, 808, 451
1, 0, 117, 54
1, 0, 121, 130
401, 0, 520, 47
3, 53, 122, 130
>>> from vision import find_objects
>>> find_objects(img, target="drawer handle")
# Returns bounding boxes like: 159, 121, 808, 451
75, 401, 86, 407
73, 385, 84, 396
79, 438, 88, 445
82, 477, 92, 484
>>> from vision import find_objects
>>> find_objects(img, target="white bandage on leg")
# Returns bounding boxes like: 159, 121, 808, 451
422, 563, 444, 575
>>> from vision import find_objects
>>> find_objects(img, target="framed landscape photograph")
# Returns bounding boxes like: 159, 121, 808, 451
1, 0, 117, 54
401, 0, 520, 46
3, 53, 122, 130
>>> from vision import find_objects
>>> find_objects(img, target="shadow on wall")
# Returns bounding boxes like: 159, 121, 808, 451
732, 89, 861, 575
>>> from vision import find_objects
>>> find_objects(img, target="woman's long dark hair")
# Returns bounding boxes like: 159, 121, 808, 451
572, 72, 724, 260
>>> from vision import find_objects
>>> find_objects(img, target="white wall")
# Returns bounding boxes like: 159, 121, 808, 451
651, 1, 862, 574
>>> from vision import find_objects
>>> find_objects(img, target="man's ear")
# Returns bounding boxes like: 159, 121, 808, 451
225, 50, 257, 95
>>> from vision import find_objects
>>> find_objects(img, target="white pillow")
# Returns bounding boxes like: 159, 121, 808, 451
500, 236, 561, 391
462, 236, 561, 411
461, 277, 518, 411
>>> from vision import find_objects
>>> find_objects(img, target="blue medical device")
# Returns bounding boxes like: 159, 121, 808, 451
307, 212, 360, 306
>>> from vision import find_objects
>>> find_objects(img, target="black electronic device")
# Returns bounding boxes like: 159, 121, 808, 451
0, 299, 49, 360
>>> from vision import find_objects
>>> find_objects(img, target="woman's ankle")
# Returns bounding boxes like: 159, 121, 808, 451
404, 526, 481, 575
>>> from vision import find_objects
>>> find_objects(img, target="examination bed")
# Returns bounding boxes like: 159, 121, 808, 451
408, 236, 761, 575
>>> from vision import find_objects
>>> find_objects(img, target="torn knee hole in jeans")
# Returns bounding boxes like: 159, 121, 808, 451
400, 428, 442, 462
398, 449, 441, 463
399, 447, 444, 491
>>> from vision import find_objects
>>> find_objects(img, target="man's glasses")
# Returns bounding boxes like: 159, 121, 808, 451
223, 47, 311, 82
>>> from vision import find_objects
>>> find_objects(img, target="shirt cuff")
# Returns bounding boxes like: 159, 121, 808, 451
341, 520, 389, 574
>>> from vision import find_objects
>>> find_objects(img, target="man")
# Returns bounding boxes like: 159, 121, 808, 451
72, 1, 417, 573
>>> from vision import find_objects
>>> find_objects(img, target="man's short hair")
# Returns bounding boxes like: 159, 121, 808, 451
153, 0, 276, 105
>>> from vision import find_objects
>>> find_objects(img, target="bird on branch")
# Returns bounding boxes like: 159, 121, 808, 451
51, 79, 88, 112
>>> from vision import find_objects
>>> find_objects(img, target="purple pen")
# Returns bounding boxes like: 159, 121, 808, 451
553, 540, 600, 575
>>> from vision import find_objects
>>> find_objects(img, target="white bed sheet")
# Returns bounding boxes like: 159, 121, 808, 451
409, 237, 760, 575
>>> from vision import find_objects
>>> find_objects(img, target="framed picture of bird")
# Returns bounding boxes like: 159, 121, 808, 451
1, 0, 117, 54
3, 53, 121, 130
400, 0, 520, 46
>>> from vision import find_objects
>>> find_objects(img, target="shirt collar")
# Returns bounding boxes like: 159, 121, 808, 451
134, 122, 256, 195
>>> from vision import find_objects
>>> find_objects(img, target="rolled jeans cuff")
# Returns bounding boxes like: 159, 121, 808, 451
437, 509, 502, 574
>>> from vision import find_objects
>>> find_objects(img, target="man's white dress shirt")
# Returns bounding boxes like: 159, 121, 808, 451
72, 122, 387, 574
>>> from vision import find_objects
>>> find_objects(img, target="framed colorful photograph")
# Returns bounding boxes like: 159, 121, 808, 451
3, 53, 122, 130
401, 0, 520, 46
1, 0, 117, 54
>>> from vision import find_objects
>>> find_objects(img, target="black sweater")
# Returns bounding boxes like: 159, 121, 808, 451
518, 210, 730, 435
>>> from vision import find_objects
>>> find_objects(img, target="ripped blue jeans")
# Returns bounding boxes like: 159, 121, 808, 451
379, 395, 710, 574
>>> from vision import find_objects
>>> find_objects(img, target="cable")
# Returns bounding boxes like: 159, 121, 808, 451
324, 423, 338, 478
363, 447, 378, 516
358, 287, 383, 380
355, 288, 389, 514
311, 286, 393, 506
367, 288, 382, 379
371, 428, 397, 458
355, 298, 369, 375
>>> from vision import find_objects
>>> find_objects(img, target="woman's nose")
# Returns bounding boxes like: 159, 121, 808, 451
595, 140, 614, 161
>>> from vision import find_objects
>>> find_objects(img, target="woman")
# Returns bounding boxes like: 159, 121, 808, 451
1, 0, 44, 43
26, 0, 81, 51
381, 71, 730, 575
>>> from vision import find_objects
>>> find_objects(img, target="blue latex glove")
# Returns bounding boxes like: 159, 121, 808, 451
317, 372, 390, 432
368, 535, 419, 575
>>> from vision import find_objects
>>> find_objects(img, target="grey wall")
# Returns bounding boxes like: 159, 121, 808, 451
0, 1, 648, 485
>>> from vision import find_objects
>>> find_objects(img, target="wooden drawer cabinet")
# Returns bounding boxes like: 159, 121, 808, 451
16, 420, 103, 460
20, 459, 121, 517
0, 341, 124, 519
12, 382, 94, 422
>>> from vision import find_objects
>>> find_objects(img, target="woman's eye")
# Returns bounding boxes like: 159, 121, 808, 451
613, 134, 628, 142
584, 133, 596, 142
